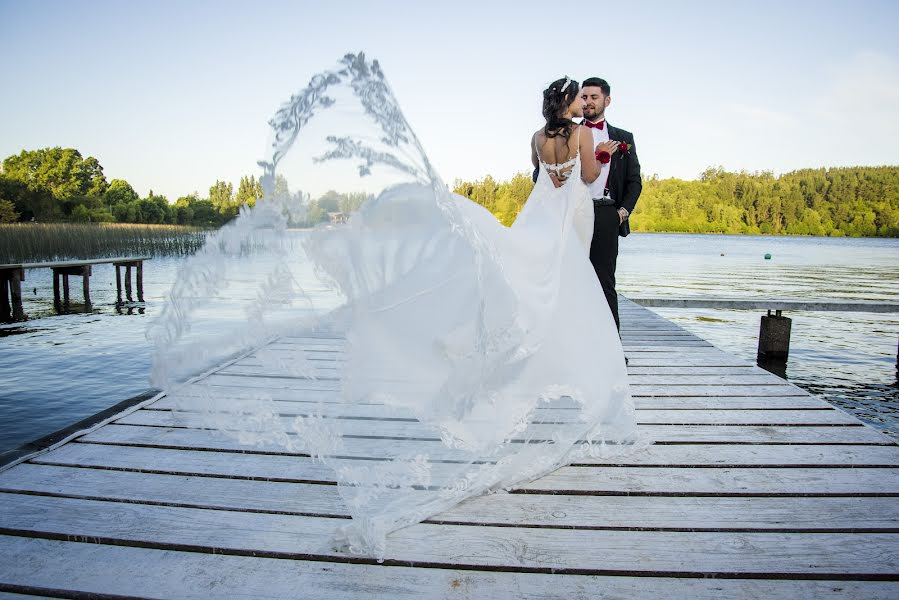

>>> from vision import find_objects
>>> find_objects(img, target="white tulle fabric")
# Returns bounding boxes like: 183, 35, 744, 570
149, 53, 642, 559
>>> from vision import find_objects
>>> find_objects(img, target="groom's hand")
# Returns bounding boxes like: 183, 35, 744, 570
617, 207, 629, 224
596, 140, 619, 155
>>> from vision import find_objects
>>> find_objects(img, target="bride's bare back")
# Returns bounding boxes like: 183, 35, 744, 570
532, 124, 600, 188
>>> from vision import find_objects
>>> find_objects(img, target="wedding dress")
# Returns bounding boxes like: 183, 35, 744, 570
149, 53, 640, 559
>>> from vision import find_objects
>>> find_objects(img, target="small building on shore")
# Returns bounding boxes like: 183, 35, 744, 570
327, 212, 347, 225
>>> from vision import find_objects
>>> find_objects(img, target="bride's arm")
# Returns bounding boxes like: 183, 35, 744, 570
531, 133, 539, 169
578, 125, 600, 184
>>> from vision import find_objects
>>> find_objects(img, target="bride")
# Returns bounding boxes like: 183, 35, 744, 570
150, 54, 640, 558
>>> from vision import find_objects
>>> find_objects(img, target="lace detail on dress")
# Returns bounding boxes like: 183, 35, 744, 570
535, 126, 581, 186
539, 155, 577, 185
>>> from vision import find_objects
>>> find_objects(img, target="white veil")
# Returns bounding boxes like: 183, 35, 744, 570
149, 53, 640, 559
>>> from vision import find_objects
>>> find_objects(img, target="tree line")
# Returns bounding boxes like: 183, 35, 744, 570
453, 165, 899, 237
0, 147, 271, 226
4, 147, 896, 236
0, 147, 354, 228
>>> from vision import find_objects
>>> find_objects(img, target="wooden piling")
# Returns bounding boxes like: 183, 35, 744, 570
0, 273, 10, 322
9, 268, 25, 321
53, 271, 61, 310
82, 265, 91, 308
758, 310, 792, 361
62, 273, 70, 305
137, 262, 144, 302
125, 266, 132, 302
115, 265, 123, 304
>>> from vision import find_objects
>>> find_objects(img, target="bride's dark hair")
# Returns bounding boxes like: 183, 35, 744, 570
543, 77, 580, 139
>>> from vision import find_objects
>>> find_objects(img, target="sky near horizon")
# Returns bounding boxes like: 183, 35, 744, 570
2, 0, 899, 201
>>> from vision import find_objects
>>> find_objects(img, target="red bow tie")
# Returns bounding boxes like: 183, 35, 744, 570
584, 120, 605, 130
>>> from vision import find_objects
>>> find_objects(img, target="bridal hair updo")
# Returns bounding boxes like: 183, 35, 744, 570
543, 76, 580, 139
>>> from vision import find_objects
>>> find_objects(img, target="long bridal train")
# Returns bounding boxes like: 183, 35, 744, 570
149, 53, 644, 558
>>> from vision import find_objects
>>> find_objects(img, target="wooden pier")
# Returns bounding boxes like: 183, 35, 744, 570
0, 257, 149, 321
1, 299, 898, 598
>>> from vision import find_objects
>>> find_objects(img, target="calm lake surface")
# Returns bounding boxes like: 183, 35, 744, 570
1, 232, 897, 461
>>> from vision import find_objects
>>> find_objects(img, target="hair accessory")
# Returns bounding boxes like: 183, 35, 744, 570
560, 77, 571, 92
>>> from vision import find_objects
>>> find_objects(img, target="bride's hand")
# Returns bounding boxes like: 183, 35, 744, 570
549, 172, 562, 188
596, 140, 619, 155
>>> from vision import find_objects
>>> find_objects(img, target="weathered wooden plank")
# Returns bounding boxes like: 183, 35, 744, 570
11, 454, 899, 500
634, 397, 831, 409
629, 296, 899, 313
1, 493, 897, 576
635, 409, 859, 425
219, 366, 781, 388
0, 257, 150, 270
156, 394, 835, 419
116, 408, 871, 443
632, 385, 808, 397
5, 463, 899, 530
41, 438, 899, 471
158, 390, 833, 410
88, 420, 896, 449
199, 373, 806, 398
2, 536, 895, 600
146, 400, 858, 426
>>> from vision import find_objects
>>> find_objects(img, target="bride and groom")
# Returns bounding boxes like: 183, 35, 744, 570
531, 76, 642, 333
154, 54, 645, 556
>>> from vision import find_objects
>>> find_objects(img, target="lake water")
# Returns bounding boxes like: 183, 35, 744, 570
1, 232, 897, 461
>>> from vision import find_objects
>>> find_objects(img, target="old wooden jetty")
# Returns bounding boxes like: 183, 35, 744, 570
0, 257, 149, 321
1, 298, 898, 598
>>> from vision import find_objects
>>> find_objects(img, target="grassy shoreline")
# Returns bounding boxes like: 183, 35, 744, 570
0, 223, 210, 263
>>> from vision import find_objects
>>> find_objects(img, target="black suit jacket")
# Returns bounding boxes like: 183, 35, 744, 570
605, 123, 642, 236
531, 123, 642, 236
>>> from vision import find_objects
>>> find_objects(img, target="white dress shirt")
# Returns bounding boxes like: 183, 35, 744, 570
585, 119, 612, 201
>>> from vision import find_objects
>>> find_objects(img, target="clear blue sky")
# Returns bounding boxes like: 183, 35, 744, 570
2, 0, 898, 200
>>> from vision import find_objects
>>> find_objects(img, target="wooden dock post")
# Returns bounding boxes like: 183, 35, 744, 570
9, 268, 25, 321
0, 273, 9, 321
82, 265, 92, 308
137, 261, 144, 302
61, 271, 70, 305
52, 265, 92, 311
758, 309, 792, 361
53, 271, 61, 311
125, 265, 133, 302
0, 267, 23, 322
115, 265, 123, 305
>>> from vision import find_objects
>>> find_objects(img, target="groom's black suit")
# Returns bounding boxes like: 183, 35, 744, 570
529, 122, 641, 331
590, 122, 641, 332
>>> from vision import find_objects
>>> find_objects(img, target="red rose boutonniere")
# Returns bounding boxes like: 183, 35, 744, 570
617, 142, 630, 156
596, 150, 611, 164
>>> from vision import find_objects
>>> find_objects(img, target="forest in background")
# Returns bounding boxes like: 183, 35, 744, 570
0, 147, 360, 228
453, 165, 899, 237
2, 147, 897, 236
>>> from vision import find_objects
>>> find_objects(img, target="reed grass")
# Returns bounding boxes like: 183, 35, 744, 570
0, 223, 210, 263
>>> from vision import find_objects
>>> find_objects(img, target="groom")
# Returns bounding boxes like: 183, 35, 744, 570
581, 77, 641, 333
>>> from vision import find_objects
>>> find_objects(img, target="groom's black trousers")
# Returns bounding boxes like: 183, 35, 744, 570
589, 203, 620, 332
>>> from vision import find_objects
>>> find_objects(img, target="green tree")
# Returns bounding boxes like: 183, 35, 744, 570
0, 199, 20, 223
1, 147, 108, 219
105, 179, 140, 209
235, 175, 264, 209
209, 180, 236, 220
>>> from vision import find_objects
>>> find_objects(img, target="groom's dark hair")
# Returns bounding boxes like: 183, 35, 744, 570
582, 77, 610, 96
